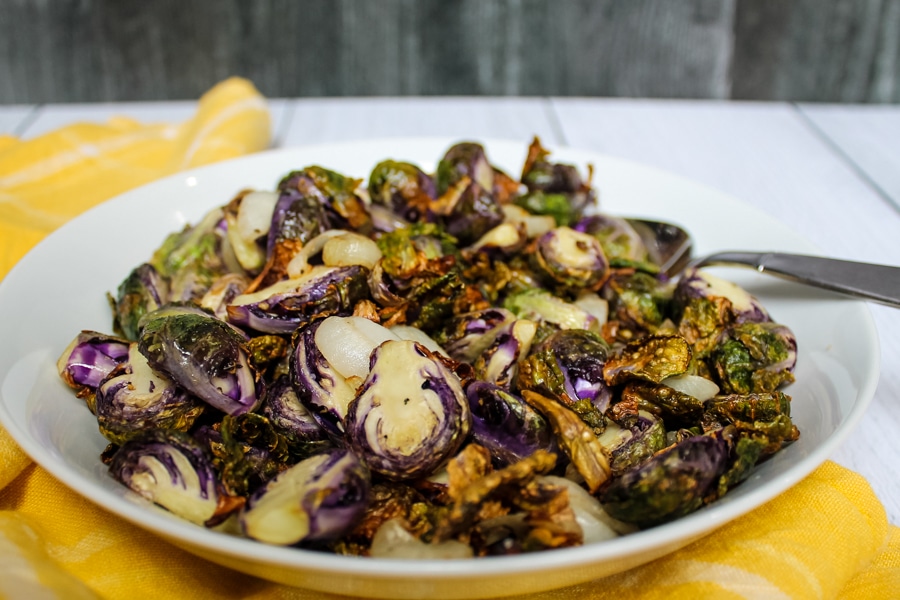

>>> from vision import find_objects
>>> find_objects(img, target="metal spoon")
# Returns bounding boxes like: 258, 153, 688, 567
625, 218, 900, 308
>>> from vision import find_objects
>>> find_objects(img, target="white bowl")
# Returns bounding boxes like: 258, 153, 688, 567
0, 138, 880, 599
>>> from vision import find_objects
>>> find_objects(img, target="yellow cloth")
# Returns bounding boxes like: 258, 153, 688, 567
0, 80, 898, 599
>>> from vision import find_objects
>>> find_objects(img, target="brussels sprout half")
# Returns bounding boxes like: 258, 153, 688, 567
227, 265, 370, 335
95, 343, 205, 445
109, 429, 220, 525
345, 340, 471, 480
241, 449, 371, 545
139, 310, 262, 416
466, 382, 558, 467
58, 330, 131, 405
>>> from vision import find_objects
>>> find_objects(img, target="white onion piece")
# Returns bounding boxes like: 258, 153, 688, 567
286, 230, 350, 278
541, 475, 635, 540
237, 191, 279, 241
468, 222, 525, 251
369, 519, 473, 559
661, 374, 720, 401
501, 204, 556, 238
388, 325, 449, 357
322, 232, 382, 270
314, 316, 400, 380
574, 292, 609, 325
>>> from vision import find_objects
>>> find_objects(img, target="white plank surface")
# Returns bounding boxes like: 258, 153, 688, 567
799, 104, 900, 211
0, 105, 36, 135
19, 99, 293, 147
281, 97, 561, 147
552, 97, 900, 524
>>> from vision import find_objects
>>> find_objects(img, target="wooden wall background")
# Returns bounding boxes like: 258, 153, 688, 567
1, 0, 898, 104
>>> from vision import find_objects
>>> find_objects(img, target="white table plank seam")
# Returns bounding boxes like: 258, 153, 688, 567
792, 103, 900, 215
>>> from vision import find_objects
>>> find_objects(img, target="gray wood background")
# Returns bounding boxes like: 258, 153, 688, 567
1, 0, 898, 104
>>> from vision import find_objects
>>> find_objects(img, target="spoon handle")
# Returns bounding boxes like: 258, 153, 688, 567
694, 252, 900, 308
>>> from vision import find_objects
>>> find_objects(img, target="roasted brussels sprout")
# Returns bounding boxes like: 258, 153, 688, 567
57, 330, 131, 409
108, 429, 220, 525
111, 263, 169, 341
95, 343, 204, 445
704, 391, 799, 455
472, 319, 537, 389
531, 227, 609, 293
435, 142, 504, 244
280, 166, 371, 233
574, 214, 651, 267
368, 160, 437, 223
709, 322, 797, 394
345, 340, 470, 480
139, 310, 262, 415
466, 382, 558, 467
150, 207, 238, 303
434, 308, 516, 364
517, 329, 613, 415
602, 271, 672, 337
674, 268, 771, 358
227, 265, 369, 334
599, 434, 729, 527
603, 335, 692, 386
260, 180, 330, 287
263, 376, 333, 454
240, 449, 370, 545
517, 137, 595, 225
521, 390, 611, 493
596, 411, 667, 476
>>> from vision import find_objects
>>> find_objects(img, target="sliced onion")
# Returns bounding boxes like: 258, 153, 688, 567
314, 316, 400, 380
502, 204, 556, 238
661, 374, 720, 401
369, 519, 473, 559
574, 292, 609, 325
286, 230, 351, 278
322, 232, 382, 270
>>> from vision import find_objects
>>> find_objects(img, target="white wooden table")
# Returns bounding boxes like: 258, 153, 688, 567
3, 97, 898, 525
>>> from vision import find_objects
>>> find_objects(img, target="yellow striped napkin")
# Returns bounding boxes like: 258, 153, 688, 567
1, 80, 898, 599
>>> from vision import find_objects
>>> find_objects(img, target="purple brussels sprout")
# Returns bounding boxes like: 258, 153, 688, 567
597, 411, 668, 476
472, 319, 538, 389
368, 160, 437, 223
532, 226, 610, 293
466, 382, 558, 467
674, 268, 771, 358
599, 434, 730, 527
57, 330, 131, 408
516, 329, 614, 415
138, 310, 262, 416
240, 449, 370, 545
515, 137, 596, 226
345, 340, 471, 480
279, 166, 371, 234
226, 265, 369, 334
263, 376, 333, 454
710, 322, 798, 394
108, 429, 220, 525
112, 263, 169, 341
434, 308, 517, 364
435, 142, 504, 244
290, 318, 396, 437
95, 343, 205, 445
